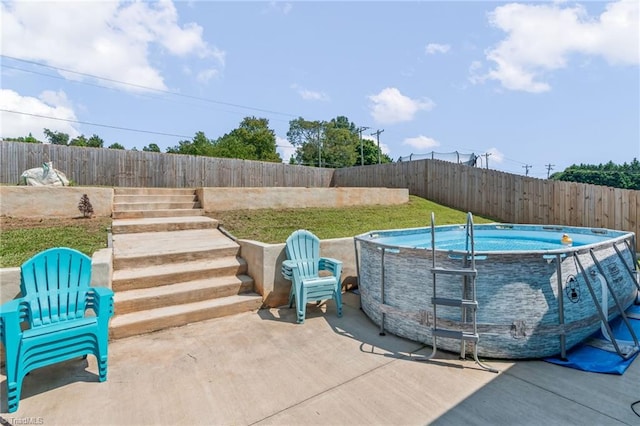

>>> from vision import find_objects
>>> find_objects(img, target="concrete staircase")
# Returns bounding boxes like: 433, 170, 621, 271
109, 188, 263, 340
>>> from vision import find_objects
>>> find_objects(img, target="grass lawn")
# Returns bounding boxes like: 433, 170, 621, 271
208, 195, 493, 243
0, 196, 492, 267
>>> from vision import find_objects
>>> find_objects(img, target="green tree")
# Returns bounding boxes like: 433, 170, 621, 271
358, 138, 392, 165
287, 116, 389, 167
143, 143, 161, 152
108, 143, 125, 149
3, 133, 42, 143
550, 159, 640, 190
87, 134, 104, 148
166, 131, 215, 156
69, 135, 88, 147
43, 128, 69, 145
213, 117, 281, 162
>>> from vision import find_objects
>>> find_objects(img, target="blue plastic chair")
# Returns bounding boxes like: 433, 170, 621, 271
281, 230, 343, 323
0, 247, 114, 413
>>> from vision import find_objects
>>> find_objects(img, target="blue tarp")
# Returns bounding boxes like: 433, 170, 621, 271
544, 304, 640, 375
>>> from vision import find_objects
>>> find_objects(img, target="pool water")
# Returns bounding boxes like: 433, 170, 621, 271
372, 227, 616, 252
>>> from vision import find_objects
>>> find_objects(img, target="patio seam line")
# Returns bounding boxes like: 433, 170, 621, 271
247, 344, 425, 425
503, 370, 630, 424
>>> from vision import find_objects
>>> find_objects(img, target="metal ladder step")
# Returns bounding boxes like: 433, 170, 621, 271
433, 328, 479, 342
432, 297, 478, 309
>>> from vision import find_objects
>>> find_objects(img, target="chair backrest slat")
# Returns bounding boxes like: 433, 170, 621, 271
286, 230, 320, 278
20, 248, 92, 328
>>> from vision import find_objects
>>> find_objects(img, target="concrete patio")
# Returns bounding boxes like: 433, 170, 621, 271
1, 292, 639, 425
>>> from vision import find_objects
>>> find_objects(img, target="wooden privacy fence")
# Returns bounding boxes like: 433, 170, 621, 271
333, 159, 640, 250
0, 141, 333, 188
2, 142, 639, 248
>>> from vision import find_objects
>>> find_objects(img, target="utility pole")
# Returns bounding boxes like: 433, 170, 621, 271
357, 126, 370, 166
483, 152, 492, 169
522, 164, 532, 176
371, 129, 384, 164
316, 122, 322, 168
545, 164, 555, 179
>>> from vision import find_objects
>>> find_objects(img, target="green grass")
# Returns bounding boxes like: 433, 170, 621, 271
208, 195, 493, 243
0, 218, 111, 268
0, 196, 493, 267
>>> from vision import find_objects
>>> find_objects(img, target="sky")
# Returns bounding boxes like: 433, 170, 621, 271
1, 0, 638, 179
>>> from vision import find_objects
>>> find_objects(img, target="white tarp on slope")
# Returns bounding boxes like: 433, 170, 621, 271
19, 162, 70, 186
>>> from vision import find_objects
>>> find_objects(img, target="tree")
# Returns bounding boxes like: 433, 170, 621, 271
287, 117, 325, 167
143, 143, 161, 152
43, 128, 69, 145
166, 131, 215, 156
108, 143, 125, 149
358, 138, 392, 165
550, 159, 640, 190
287, 115, 388, 167
213, 117, 281, 162
87, 134, 104, 148
69, 135, 88, 147
3, 133, 42, 143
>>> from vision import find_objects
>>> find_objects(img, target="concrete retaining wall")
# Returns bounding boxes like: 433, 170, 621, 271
198, 187, 408, 211
239, 237, 357, 308
0, 186, 114, 218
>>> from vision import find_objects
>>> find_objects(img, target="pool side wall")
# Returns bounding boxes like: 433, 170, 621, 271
357, 228, 638, 359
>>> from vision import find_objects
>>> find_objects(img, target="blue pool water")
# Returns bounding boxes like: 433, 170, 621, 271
371, 226, 619, 252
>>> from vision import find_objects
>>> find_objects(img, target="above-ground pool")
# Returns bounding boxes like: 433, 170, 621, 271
355, 223, 639, 359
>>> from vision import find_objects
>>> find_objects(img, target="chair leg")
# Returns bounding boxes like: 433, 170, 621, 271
5, 371, 22, 413
335, 289, 343, 318
297, 291, 307, 324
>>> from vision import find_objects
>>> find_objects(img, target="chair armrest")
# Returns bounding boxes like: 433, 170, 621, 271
281, 259, 297, 281
0, 298, 27, 345
319, 257, 342, 278
86, 287, 115, 319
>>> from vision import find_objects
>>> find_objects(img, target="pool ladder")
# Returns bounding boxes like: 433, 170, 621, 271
422, 212, 498, 373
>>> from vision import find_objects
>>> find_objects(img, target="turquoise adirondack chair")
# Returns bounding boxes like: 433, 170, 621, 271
281, 230, 343, 323
0, 247, 114, 413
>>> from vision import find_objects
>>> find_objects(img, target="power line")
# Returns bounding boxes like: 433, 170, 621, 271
1, 54, 297, 118
1, 109, 193, 139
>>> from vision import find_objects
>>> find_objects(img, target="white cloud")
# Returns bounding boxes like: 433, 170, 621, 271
403, 135, 440, 150
0, 89, 80, 140
0, 0, 225, 92
290, 84, 330, 101
276, 136, 296, 163
473, 0, 639, 93
425, 43, 450, 55
197, 68, 220, 84
368, 87, 435, 124
482, 148, 504, 167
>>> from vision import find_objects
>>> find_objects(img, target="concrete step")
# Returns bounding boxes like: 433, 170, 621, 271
114, 188, 197, 196
112, 257, 248, 291
114, 194, 198, 204
112, 209, 205, 219
109, 293, 263, 340
113, 201, 201, 211
114, 275, 255, 315
112, 228, 238, 269
111, 216, 218, 234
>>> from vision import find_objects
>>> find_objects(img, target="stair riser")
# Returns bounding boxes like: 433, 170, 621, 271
114, 195, 197, 204
114, 202, 201, 211
111, 221, 217, 234
114, 188, 197, 196
113, 247, 241, 270
113, 264, 247, 291
109, 298, 263, 340
114, 280, 255, 315
112, 209, 205, 219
